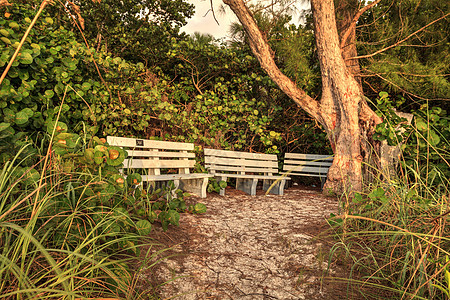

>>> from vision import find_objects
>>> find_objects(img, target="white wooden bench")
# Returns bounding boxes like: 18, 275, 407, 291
281, 153, 333, 187
204, 148, 290, 196
107, 136, 212, 198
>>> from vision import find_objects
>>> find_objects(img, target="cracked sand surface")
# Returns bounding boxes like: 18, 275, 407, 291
149, 187, 340, 300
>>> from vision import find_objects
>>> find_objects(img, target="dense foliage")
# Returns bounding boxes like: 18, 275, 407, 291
54, 0, 194, 65
1, 2, 325, 157
357, 0, 450, 108
0, 0, 449, 298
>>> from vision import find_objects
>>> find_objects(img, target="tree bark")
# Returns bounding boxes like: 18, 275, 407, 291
336, 0, 362, 85
223, 0, 382, 195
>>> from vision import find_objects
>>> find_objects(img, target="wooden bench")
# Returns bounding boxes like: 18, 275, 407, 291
107, 136, 212, 198
281, 153, 333, 187
204, 148, 290, 196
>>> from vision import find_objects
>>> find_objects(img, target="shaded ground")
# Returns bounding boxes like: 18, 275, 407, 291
139, 186, 360, 300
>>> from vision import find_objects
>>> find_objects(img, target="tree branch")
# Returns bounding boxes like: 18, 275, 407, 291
339, 0, 382, 49
205, 0, 220, 25
353, 12, 450, 59
222, 0, 320, 120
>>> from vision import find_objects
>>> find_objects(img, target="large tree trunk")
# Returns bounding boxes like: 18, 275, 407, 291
311, 0, 371, 193
223, 0, 382, 195
336, 0, 362, 85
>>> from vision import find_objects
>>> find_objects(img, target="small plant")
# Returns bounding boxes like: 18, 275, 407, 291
207, 178, 227, 193
147, 182, 207, 231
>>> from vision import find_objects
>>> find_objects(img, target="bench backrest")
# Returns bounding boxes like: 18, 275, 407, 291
282, 153, 333, 178
204, 148, 279, 175
106, 136, 196, 175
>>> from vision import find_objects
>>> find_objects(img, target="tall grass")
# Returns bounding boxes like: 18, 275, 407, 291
328, 118, 450, 299
0, 143, 160, 299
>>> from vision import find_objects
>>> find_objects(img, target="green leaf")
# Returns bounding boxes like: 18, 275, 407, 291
135, 219, 152, 235
23, 168, 40, 186
219, 180, 227, 189
0, 29, 10, 37
167, 210, 180, 226
0, 126, 14, 139
106, 146, 125, 166
428, 130, 441, 146
54, 133, 80, 149
83, 148, 94, 163
15, 111, 29, 125
21, 108, 34, 118
81, 82, 91, 90
19, 52, 33, 64
98, 184, 116, 204
193, 203, 207, 214
416, 120, 427, 132
46, 121, 67, 134
127, 173, 142, 186
94, 150, 105, 164
352, 193, 363, 204
111, 174, 127, 189
379, 91, 389, 99
3, 108, 15, 122
136, 62, 144, 70
19, 70, 29, 80
0, 122, 10, 132
369, 187, 385, 200
9, 21, 20, 29
45, 90, 55, 99
0, 37, 11, 45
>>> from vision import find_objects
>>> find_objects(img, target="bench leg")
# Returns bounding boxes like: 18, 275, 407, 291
217, 176, 227, 196
179, 177, 209, 198
263, 179, 286, 196
320, 177, 327, 190
171, 180, 180, 199
236, 178, 258, 196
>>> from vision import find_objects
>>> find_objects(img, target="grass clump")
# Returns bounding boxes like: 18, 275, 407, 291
0, 138, 169, 299
328, 103, 450, 299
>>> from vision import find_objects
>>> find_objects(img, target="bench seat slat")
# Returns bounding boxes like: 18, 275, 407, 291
123, 159, 194, 169
107, 136, 194, 151
205, 164, 278, 174
141, 173, 212, 181
214, 173, 290, 180
126, 150, 194, 158
280, 172, 327, 178
283, 165, 329, 173
284, 160, 333, 167
205, 156, 278, 168
204, 148, 276, 161
284, 153, 333, 161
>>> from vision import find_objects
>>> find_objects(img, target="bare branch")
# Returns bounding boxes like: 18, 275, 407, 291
375, 73, 450, 101
339, 0, 382, 49
222, 0, 319, 120
353, 12, 450, 60
205, 0, 220, 25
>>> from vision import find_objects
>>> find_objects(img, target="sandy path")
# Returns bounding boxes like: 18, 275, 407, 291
146, 187, 341, 300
